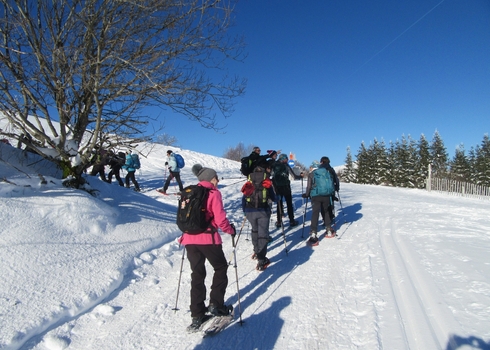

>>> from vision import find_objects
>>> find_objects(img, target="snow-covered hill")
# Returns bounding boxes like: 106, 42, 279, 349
1, 142, 489, 350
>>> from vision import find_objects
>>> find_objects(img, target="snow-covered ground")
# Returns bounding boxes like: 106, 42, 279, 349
1, 142, 490, 350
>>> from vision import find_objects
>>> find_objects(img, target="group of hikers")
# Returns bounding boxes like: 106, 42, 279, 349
89, 148, 142, 191
177, 146, 339, 332
89, 145, 340, 332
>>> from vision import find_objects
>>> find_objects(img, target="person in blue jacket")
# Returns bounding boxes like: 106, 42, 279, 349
160, 150, 184, 194
123, 150, 140, 191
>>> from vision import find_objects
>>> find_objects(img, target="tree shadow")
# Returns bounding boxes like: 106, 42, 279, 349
446, 334, 490, 350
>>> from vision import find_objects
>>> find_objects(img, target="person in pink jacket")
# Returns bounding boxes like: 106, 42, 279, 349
180, 164, 236, 332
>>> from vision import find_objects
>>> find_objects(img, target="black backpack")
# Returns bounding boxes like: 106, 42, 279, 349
240, 156, 253, 176
244, 170, 272, 209
177, 185, 212, 234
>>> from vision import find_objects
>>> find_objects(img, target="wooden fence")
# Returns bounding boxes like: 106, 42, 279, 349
427, 177, 490, 200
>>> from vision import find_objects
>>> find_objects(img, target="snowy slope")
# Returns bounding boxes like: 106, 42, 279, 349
1, 142, 489, 350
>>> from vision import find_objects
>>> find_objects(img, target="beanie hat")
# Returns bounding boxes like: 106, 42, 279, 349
310, 161, 320, 169
278, 154, 288, 162
192, 164, 218, 182
167, 150, 172, 155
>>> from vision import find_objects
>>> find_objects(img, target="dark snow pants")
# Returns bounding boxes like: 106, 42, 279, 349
245, 210, 271, 261
185, 244, 228, 318
310, 195, 332, 233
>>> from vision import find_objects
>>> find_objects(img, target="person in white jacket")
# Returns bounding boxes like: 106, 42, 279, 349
160, 150, 184, 194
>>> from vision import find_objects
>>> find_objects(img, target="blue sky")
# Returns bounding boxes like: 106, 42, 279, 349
156, 0, 490, 167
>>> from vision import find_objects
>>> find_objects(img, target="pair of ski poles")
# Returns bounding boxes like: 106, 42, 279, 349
173, 219, 245, 326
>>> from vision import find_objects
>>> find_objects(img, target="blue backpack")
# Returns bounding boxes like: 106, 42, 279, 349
131, 153, 141, 169
174, 153, 185, 169
310, 168, 334, 197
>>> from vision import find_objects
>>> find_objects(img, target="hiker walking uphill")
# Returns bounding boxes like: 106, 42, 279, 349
319, 156, 340, 223
160, 150, 184, 195
107, 151, 125, 187
241, 163, 277, 271
123, 150, 141, 191
90, 148, 110, 182
302, 161, 336, 245
179, 164, 236, 332
273, 153, 299, 228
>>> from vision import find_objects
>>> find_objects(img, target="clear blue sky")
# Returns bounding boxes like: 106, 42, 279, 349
156, 0, 490, 167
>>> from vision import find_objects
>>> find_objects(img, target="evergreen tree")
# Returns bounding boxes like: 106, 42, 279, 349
416, 134, 431, 188
474, 134, 490, 187
385, 141, 397, 186
449, 144, 471, 182
393, 136, 413, 187
355, 142, 370, 184
430, 130, 449, 178
369, 138, 389, 185
342, 146, 356, 183
468, 146, 478, 183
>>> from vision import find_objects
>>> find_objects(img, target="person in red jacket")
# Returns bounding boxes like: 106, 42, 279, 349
179, 164, 236, 332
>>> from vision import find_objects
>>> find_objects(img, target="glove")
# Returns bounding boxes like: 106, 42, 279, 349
165, 161, 168, 166
333, 195, 339, 202
302, 193, 308, 198
230, 223, 236, 237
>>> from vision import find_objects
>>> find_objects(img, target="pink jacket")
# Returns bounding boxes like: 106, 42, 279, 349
178, 181, 234, 245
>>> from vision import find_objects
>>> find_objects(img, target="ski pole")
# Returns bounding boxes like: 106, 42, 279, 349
301, 197, 309, 238
228, 217, 247, 265
337, 191, 347, 224
277, 197, 288, 256
172, 245, 186, 312
231, 235, 244, 325
301, 176, 304, 206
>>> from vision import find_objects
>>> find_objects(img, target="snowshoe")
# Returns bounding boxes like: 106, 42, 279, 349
187, 314, 213, 333
256, 257, 271, 271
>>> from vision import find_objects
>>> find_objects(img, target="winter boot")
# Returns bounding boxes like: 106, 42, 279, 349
308, 232, 319, 245
208, 304, 233, 317
256, 257, 271, 271
186, 315, 212, 333
289, 219, 299, 227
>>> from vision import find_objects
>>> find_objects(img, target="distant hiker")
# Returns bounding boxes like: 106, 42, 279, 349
242, 163, 277, 271
241, 146, 278, 176
302, 161, 336, 245
160, 150, 184, 194
122, 150, 141, 191
107, 151, 125, 187
319, 156, 340, 223
179, 164, 236, 332
273, 153, 299, 228
90, 148, 109, 182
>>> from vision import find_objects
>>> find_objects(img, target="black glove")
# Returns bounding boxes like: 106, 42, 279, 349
165, 161, 168, 165
230, 223, 236, 237
333, 195, 339, 202
302, 193, 308, 198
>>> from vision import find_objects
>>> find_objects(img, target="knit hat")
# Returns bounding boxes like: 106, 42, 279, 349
192, 164, 218, 182
278, 154, 288, 162
310, 161, 320, 169
167, 150, 173, 155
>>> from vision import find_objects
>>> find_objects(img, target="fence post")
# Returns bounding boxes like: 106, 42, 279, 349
427, 164, 432, 192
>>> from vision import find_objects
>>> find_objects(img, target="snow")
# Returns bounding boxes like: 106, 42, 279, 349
1, 142, 490, 350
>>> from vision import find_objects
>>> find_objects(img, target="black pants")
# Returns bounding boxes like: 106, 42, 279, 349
275, 185, 294, 223
163, 171, 184, 192
125, 171, 140, 190
185, 244, 228, 318
108, 168, 124, 186
90, 165, 108, 182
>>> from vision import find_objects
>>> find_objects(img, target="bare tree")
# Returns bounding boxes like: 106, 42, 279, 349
223, 142, 252, 161
0, 0, 246, 184
155, 133, 179, 147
